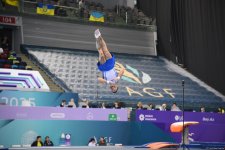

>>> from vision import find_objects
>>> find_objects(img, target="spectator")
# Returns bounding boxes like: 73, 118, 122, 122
218, 107, 225, 114
101, 102, 106, 109
60, 100, 67, 107
31, 136, 43, 147
200, 107, 205, 112
84, 100, 90, 108
0, 48, 3, 54
160, 103, 167, 111
80, 99, 89, 108
98, 137, 106, 146
44, 136, 54, 146
1, 36, 9, 50
114, 101, 121, 109
79, 99, 89, 108
171, 102, 181, 111
136, 101, 143, 110
88, 138, 96, 146
147, 103, 154, 110
68, 98, 76, 108
78, 0, 84, 17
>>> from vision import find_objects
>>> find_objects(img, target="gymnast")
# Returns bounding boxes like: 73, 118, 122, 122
95, 29, 125, 93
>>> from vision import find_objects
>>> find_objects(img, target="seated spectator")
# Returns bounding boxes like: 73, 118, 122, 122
160, 103, 167, 111
98, 137, 106, 146
101, 102, 106, 109
114, 101, 121, 109
68, 98, 76, 108
82, 100, 89, 108
147, 103, 154, 110
200, 106, 205, 112
218, 107, 225, 114
136, 101, 143, 110
88, 138, 96, 146
31, 136, 43, 147
60, 100, 67, 107
44, 136, 54, 146
171, 102, 181, 111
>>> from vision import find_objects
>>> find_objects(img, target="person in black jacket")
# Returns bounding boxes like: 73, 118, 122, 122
98, 137, 106, 146
44, 136, 54, 146
31, 136, 43, 147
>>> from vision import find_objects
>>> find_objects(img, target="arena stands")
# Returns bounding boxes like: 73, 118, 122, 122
1, 1, 225, 149
0, 49, 30, 70
24, 46, 225, 111
0, 43, 50, 91
21, 0, 154, 26
0, 45, 61, 91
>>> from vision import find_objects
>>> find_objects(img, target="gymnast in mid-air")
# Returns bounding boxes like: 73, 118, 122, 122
95, 29, 125, 93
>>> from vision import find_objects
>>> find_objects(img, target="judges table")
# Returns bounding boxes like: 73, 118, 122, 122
0, 106, 128, 121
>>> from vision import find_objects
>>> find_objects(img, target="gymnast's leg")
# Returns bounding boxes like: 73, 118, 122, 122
95, 29, 112, 60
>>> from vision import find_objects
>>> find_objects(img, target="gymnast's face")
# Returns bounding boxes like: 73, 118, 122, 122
110, 84, 118, 93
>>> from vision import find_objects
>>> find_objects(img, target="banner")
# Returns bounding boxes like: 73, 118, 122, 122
0, 90, 78, 107
5, 0, 18, 7
89, 11, 104, 22
37, 3, 55, 16
136, 110, 225, 143
0, 120, 173, 147
0, 106, 128, 121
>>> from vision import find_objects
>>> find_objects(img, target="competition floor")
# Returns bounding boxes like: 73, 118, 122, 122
5, 146, 223, 150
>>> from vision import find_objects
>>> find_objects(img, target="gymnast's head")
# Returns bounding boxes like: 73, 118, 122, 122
110, 84, 118, 93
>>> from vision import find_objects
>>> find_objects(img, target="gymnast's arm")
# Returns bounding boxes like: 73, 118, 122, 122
118, 68, 125, 78
114, 68, 125, 81
98, 77, 107, 84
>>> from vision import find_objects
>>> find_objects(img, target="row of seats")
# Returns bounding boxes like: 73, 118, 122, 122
26, 47, 225, 110
0, 49, 32, 70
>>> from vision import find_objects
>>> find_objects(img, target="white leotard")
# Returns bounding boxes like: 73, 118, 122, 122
102, 68, 118, 84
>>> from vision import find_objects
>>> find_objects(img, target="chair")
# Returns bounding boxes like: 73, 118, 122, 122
26, 66, 33, 70
20, 61, 27, 66
0, 59, 6, 63
19, 65, 26, 70
11, 64, 19, 69
3, 64, 11, 68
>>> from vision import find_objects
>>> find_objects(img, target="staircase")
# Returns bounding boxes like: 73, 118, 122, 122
18, 53, 64, 92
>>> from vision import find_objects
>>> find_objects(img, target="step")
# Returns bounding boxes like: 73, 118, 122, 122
18, 53, 65, 92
